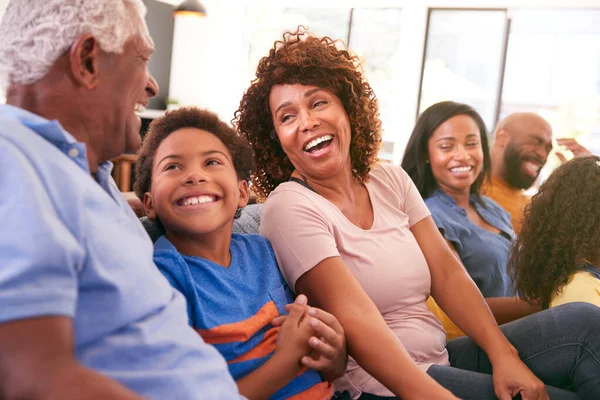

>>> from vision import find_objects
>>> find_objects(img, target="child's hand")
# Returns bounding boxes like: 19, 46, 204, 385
272, 300, 348, 382
302, 307, 347, 382
273, 295, 313, 369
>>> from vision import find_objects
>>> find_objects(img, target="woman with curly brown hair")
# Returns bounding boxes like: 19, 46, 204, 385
231, 28, 600, 400
510, 155, 600, 309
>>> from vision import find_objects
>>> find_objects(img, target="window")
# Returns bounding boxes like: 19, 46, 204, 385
245, 7, 403, 159
419, 9, 509, 132
501, 9, 600, 162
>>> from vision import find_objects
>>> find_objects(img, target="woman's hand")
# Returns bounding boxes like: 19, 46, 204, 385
491, 350, 548, 400
272, 297, 348, 381
302, 307, 347, 381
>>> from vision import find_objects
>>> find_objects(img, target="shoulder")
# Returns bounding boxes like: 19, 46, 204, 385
424, 192, 452, 219
263, 182, 332, 221
231, 233, 272, 253
230, 233, 282, 277
481, 195, 512, 224
370, 163, 411, 188
153, 236, 186, 271
551, 270, 600, 308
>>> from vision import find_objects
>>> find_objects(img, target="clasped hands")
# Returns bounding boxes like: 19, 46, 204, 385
271, 294, 348, 382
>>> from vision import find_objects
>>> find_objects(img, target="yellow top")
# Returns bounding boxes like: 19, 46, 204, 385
550, 270, 600, 308
483, 175, 530, 234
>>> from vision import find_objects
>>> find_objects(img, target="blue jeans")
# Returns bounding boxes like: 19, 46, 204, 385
359, 303, 600, 400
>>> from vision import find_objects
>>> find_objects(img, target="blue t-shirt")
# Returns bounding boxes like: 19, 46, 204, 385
425, 189, 515, 297
0, 105, 241, 399
154, 233, 333, 400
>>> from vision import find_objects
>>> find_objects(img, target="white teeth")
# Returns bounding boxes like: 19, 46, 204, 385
450, 166, 472, 173
304, 134, 333, 151
134, 103, 146, 113
181, 195, 216, 206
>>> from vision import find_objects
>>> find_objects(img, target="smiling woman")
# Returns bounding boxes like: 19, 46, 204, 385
401, 101, 517, 298
232, 28, 600, 400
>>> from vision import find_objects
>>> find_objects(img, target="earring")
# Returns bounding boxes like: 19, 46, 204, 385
425, 160, 430, 164
269, 130, 278, 141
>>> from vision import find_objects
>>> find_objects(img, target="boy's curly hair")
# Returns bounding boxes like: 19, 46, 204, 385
232, 27, 382, 200
509, 155, 600, 308
134, 107, 255, 200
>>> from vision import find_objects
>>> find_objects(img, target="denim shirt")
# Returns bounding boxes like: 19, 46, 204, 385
425, 189, 515, 297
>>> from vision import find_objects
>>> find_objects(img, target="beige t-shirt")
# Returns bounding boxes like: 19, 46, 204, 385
260, 163, 449, 397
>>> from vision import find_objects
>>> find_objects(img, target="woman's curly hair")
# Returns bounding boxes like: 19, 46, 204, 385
509, 155, 600, 309
232, 27, 382, 200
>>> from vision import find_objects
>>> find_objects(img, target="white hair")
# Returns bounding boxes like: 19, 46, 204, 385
0, 0, 153, 89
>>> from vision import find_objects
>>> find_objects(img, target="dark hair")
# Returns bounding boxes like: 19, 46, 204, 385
134, 107, 255, 200
401, 101, 491, 199
232, 27, 382, 201
509, 155, 600, 309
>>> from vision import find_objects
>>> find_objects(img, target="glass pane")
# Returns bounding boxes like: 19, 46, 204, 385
349, 8, 403, 160
283, 8, 351, 41
419, 10, 508, 131
500, 9, 600, 175
245, 7, 351, 97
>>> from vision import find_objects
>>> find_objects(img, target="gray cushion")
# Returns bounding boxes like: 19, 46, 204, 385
140, 204, 263, 243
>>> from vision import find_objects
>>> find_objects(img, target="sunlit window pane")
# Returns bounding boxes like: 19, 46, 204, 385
419, 9, 508, 131
349, 8, 403, 160
501, 9, 600, 163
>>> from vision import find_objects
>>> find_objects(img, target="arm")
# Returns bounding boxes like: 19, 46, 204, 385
443, 238, 539, 324
0, 316, 142, 400
486, 297, 540, 325
413, 217, 546, 400
236, 297, 312, 400
295, 257, 456, 400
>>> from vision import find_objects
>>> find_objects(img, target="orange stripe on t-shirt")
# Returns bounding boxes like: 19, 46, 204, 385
196, 301, 279, 345
229, 326, 279, 364
287, 381, 334, 400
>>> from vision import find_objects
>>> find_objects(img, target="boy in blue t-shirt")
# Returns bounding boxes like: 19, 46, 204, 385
134, 107, 347, 399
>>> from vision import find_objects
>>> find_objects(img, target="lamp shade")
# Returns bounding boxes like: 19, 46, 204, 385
174, 0, 206, 17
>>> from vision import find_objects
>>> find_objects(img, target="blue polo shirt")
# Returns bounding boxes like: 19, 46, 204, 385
425, 188, 515, 297
0, 105, 241, 399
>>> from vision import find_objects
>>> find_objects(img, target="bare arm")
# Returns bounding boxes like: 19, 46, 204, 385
486, 297, 540, 325
236, 351, 302, 400
413, 218, 513, 358
442, 238, 539, 325
295, 257, 456, 400
413, 216, 547, 400
0, 316, 142, 400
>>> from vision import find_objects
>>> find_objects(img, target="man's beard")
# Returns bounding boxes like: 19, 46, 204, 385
503, 144, 540, 190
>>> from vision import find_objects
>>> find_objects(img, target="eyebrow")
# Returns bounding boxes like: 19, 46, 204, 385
274, 88, 325, 115
435, 133, 479, 142
156, 150, 231, 169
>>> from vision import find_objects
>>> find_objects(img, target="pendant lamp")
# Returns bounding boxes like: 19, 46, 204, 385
174, 0, 206, 17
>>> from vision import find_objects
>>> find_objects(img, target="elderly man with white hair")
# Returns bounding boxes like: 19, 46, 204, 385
0, 1, 242, 399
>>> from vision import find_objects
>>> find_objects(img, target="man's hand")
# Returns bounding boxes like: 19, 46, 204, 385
556, 138, 592, 163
